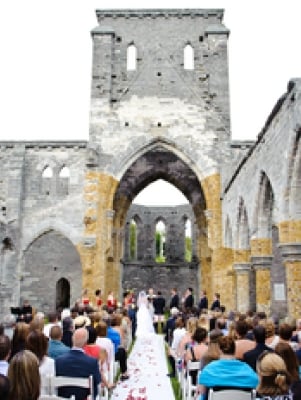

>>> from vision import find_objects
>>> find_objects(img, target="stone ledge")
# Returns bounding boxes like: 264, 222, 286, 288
251, 256, 273, 269
233, 263, 251, 273
278, 242, 301, 262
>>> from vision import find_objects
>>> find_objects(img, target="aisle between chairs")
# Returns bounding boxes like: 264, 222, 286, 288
111, 334, 175, 400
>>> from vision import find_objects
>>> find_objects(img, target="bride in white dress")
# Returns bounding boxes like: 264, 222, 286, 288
135, 291, 155, 338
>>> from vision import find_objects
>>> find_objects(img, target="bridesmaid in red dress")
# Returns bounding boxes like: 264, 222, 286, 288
95, 289, 102, 309
82, 289, 90, 308
107, 291, 117, 312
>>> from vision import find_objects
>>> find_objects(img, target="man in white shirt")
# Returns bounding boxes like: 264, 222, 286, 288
0, 335, 10, 375
43, 311, 60, 338
167, 316, 186, 377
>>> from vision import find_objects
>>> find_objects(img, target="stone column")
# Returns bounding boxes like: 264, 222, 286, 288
251, 256, 272, 314
233, 263, 251, 313
279, 243, 301, 318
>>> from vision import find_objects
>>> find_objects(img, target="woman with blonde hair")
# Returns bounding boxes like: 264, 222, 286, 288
256, 351, 293, 399
178, 317, 198, 357
261, 319, 280, 349
8, 349, 40, 400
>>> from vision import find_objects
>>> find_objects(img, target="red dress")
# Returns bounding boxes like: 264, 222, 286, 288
83, 344, 101, 359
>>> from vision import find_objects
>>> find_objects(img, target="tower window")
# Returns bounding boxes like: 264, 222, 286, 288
127, 44, 137, 71
184, 44, 194, 70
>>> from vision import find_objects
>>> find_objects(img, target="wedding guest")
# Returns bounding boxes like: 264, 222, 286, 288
62, 317, 74, 348
256, 352, 292, 399
9, 321, 30, 360
0, 373, 9, 400
197, 336, 258, 399
48, 325, 70, 359
210, 293, 221, 311
25, 329, 55, 394
197, 290, 208, 314
234, 319, 255, 359
8, 350, 40, 400
95, 289, 102, 309
169, 288, 180, 310
275, 342, 301, 398
0, 335, 10, 375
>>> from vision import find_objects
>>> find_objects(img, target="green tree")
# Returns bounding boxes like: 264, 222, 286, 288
129, 221, 136, 260
185, 236, 192, 262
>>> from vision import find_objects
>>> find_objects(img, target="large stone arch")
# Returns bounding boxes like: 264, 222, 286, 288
21, 230, 82, 312
110, 143, 212, 300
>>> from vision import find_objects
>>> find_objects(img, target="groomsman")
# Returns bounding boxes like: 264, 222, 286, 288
153, 291, 166, 333
169, 288, 180, 310
183, 287, 194, 311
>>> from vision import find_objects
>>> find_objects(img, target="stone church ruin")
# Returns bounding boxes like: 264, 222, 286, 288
0, 8, 301, 320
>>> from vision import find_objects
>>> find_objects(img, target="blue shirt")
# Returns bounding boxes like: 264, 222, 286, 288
107, 327, 121, 353
199, 358, 259, 400
48, 340, 70, 359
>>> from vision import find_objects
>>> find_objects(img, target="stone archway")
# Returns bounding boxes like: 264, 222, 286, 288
110, 145, 210, 300
22, 230, 82, 312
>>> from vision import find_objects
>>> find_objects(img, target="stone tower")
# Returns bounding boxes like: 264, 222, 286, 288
83, 8, 233, 307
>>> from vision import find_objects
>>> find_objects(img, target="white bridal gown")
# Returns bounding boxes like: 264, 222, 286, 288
135, 291, 155, 338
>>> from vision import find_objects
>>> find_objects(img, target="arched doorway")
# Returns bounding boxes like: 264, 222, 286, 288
56, 278, 70, 310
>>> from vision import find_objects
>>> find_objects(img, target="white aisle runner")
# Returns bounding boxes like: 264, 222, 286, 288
111, 334, 175, 400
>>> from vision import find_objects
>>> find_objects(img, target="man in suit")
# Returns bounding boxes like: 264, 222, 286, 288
169, 288, 180, 310
210, 292, 221, 311
153, 291, 166, 333
197, 290, 208, 314
55, 327, 101, 399
243, 325, 273, 371
183, 287, 194, 311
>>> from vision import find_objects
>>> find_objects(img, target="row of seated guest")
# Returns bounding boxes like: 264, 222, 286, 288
0, 307, 134, 399
165, 309, 301, 399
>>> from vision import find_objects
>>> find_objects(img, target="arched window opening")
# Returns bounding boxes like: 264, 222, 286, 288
155, 220, 166, 263
42, 166, 53, 178
127, 44, 137, 71
59, 166, 70, 178
129, 219, 137, 260
184, 218, 192, 262
133, 179, 188, 206
184, 44, 194, 70
41, 166, 53, 195
58, 166, 70, 196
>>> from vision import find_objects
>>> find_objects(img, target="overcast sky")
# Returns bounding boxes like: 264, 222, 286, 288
0, 1, 300, 204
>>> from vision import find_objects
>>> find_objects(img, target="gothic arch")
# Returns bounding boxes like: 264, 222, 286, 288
113, 145, 206, 227
22, 221, 79, 252
254, 171, 274, 238
115, 137, 209, 183
286, 128, 301, 218
22, 229, 82, 311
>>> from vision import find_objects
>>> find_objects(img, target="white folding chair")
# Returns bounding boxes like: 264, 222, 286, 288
208, 388, 256, 400
182, 361, 200, 400
50, 375, 94, 400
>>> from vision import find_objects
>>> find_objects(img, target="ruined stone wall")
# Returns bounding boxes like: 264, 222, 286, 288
222, 79, 301, 317
0, 142, 87, 316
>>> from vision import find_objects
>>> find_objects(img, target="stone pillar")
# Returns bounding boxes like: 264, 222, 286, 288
279, 243, 301, 318
251, 256, 272, 314
233, 263, 251, 312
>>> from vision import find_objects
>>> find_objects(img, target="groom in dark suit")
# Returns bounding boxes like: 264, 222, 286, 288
55, 327, 101, 399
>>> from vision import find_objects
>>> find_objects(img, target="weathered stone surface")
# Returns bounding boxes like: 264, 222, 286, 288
0, 10, 301, 320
